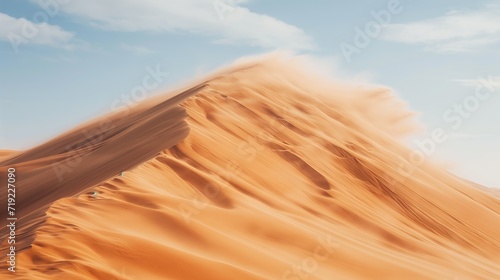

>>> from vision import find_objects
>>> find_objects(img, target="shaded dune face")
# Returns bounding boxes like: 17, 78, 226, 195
0, 84, 205, 261
1, 57, 499, 279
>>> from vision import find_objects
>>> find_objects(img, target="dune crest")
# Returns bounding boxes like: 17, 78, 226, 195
1, 55, 499, 279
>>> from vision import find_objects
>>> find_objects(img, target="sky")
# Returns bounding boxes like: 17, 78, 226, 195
0, 0, 499, 187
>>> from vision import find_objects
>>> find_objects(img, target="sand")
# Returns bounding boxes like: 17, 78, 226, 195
0, 55, 499, 279
0, 150, 17, 161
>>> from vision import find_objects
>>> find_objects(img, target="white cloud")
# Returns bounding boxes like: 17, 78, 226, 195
447, 133, 490, 139
453, 76, 500, 88
50, 0, 315, 50
382, 3, 500, 52
0, 12, 76, 52
120, 43, 156, 54
428, 37, 500, 53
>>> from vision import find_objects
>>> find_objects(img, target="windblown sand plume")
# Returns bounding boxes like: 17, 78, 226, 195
1, 55, 499, 279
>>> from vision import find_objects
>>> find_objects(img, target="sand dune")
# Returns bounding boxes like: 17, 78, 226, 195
0, 150, 17, 160
1, 55, 499, 279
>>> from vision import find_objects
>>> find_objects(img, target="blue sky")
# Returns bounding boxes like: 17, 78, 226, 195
0, 0, 499, 187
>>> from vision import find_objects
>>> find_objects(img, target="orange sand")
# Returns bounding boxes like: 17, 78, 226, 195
0, 151, 16, 161
0, 55, 499, 279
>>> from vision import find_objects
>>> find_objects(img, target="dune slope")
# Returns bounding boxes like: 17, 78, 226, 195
0, 84, 204, 259
0, 150, 17, 160
1, 57, 499, 279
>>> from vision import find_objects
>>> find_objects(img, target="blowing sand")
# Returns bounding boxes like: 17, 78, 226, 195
0, 55, 499, 279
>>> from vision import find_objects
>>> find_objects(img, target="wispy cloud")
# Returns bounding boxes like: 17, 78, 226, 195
453, 76, 500, 88
47, 0, 315, 50
0, 12, 77, 51
382, 3, 500, 52
120, 43, 156, 54
447, 133, 490, 139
